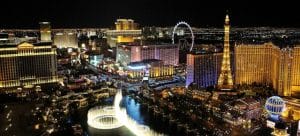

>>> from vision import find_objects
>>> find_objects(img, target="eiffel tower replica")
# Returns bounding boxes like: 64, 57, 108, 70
217, 14, 234, 91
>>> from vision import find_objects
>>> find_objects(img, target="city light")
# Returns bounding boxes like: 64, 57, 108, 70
172, 21, 194, 51
1, 3, 300, 136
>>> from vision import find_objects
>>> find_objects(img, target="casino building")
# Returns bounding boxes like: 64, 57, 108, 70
116, 44, 179, 66
0, 22, 58, 92
126, 59, 174, 82
0, 42, 58, 91
235, 43, 300, 97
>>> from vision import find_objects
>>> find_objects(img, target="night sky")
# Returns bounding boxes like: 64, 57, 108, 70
1, 0, 299, 28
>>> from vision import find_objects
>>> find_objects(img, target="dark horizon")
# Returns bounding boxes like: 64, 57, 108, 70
1, 0, 300, 29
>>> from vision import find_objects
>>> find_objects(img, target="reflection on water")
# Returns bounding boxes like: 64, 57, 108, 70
72, 93, 169, 136
114, 90, 165, 136
123, 96, 145, 124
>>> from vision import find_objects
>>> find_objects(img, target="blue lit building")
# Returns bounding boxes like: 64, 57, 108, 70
186, 49, 234, 89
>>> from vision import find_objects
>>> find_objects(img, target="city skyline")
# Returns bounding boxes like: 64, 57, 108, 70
1, 2, 300, 135
1, 0, 300, 28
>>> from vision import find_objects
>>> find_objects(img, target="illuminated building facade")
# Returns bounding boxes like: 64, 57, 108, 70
282, 98, 300, 121
116, 44, 178, 66
106, 19, 142, 47
116, 44, 141, 66
278, 48, 292, 96
140, 44, 179, 66
218, 14, 233, 90
140, 45, 156, 60
235, 43, 279, 87
186, 52, 222, 88
53, 31, 78, 48
149, 65, 173, 78
39, 22, 52, 42
115, 19, 138, 43
152, 44, 179, 66
235, 43, 300, 97
186, 49, 234, 89
126, 59, 173, 80
0, 42, 58, 90
291, 46, 300, 96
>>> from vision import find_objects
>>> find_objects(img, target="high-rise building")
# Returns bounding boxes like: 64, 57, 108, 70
291, 46, 300, 96
39, 22, 52, 42
115, 19, 138, 43
235, 43, 300, 97
186, 51, 223, 88
106, 19, 142, 47
116, 44, 141, 66
186, 49, 234, 89
140, 45, 156, 60
0, 42, 58, 91
217, 14, 234, 90
235, 43, 280, 87
53, 31, 78, 48
153, 44, 179, 66
278, 48, 292, 96
141, 44, 179, 66
116, 44, 179, 66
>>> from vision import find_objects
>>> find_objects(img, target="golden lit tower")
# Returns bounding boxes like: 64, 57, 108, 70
217, 14, 233, 90
39, 22, 52, 42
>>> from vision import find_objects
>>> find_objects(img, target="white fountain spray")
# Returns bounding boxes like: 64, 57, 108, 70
114, 89, 165, 136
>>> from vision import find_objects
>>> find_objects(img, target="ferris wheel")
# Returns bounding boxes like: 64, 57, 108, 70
172, 21, 195, 52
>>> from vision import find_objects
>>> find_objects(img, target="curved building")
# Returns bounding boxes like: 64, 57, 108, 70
235, 43, 300, 97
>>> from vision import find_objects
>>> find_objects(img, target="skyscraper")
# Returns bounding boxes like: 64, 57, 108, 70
114, 19, 139, 43
145, 44, 179, 66
39, 22, 52, 42
186, 51, 223, 88
235, 43, 280, 90
53, 31, 78, 48
116, 44, 179, 66
291, 46, 300, 96
185, 47, 235, 89
235, 43, 300, 97
217, 14, 233, 90
116, 44, 141, 66
106, 19, 142, 47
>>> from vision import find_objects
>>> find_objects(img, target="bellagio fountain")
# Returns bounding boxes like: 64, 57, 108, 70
87, 89, 165, 136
